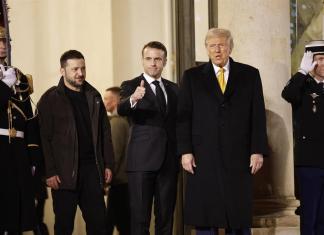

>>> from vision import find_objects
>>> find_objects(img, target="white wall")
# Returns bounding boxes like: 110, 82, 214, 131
8, 0, 114, 103
111, 0, 175, 87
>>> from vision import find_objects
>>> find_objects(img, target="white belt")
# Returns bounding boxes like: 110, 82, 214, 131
0, 128, 24, 138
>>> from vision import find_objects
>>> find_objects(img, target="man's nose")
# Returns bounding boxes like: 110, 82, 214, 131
150, 59, 157, 65
77, 69, 84, 76
215, 45, 221, 52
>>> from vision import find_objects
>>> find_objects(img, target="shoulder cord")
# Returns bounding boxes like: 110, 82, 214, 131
7, 100, 28, 143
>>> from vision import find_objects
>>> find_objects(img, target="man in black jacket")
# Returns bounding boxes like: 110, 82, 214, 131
118, 41, 178, 235
38, 50, 114, 235
282, 41, 324, 235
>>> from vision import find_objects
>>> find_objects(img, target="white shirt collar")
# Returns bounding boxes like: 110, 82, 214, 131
314, 77, 324, 84
143, 73, 162, 84
212, 59, 230, 74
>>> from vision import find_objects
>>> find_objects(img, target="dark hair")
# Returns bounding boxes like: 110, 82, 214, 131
141, 41, 167, 58
60, 50, 84, 68
105, 86, 121, 95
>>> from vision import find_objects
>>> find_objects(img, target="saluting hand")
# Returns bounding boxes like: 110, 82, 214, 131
181, 153, 196, 174
130, 80, 146, 103
46, 175, 61, 190
299, 51, 317, 75
250, 154, 263, 174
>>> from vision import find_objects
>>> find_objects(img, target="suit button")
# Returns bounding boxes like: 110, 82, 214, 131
302, 136, 306, 140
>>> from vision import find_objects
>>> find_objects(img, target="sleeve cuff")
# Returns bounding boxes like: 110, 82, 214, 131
130, 97, 137, 108
298, 68, 307, 75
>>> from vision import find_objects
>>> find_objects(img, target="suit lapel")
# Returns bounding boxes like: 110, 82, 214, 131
201, 58, 239, 103
161, 79, 173, 115
202, 62, 224, 103
224, 58, 238, 99
139, 75, 160, 111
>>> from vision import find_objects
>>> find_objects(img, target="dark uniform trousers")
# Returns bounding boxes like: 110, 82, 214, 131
196, 227, 251, 235
51, 164, 106, 235
297, 167, 324, 235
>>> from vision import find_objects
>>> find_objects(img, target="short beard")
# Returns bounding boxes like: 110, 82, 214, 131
66, 77, 84, 89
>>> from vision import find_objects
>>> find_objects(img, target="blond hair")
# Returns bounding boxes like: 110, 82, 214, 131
205, 28, 234, 50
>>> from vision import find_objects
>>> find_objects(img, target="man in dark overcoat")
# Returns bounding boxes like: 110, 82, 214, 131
177, 28, 268, 235
0, 26, 40, 234
282, 40, 324, 235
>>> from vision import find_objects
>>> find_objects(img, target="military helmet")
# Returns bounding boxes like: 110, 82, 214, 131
0, 26, 6, 39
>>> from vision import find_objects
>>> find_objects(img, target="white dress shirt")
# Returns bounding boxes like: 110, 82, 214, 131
143, 73, 168, 104
212, 59, 230, 83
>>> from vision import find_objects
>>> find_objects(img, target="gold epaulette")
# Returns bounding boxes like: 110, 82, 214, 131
13, 68, 33, 95
25, 74, 33, 94
8, 100, 27, 120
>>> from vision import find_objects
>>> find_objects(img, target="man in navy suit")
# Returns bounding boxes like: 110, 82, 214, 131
177, 28, 268, 235
118, 41, 178, 235
282, 40, 324, 235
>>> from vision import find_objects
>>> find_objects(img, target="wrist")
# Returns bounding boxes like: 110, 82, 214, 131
298, 67, 308, 75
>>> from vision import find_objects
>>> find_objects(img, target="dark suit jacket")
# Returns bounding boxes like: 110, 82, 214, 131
282, 72, 324, 168
118, 74, 178, 172
177, 58, 268, 228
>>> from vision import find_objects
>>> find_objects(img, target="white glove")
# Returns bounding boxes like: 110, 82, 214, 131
299, 51, 317, 75
0, 64, 17, 87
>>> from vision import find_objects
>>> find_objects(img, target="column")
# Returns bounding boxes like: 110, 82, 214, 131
218, 0, 299, 234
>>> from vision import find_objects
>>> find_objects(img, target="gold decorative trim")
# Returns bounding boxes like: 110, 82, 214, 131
28, 144, 39, 147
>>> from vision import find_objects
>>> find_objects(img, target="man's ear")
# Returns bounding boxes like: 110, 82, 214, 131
60, 67, 65, 77
163, 58, 167, 67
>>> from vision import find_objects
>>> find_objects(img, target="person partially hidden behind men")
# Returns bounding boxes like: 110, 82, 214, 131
38, 50, 114, 235
103, 86, 130, 235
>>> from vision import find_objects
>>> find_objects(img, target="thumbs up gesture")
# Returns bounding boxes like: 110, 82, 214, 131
131, 80, 146, 103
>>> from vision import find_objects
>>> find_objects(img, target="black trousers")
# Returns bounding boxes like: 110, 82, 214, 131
297, 167, 324, 235
51, 164, 106, 235
196, 227, 251, 235
128, 167, 178, 235
106, 183, 130, 235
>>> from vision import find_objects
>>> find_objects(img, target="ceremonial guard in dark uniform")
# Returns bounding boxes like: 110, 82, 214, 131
282, 40, 324, 235
0, 26, 40, 234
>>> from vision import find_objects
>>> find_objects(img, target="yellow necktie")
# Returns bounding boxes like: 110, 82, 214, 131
217, 67, 226, 93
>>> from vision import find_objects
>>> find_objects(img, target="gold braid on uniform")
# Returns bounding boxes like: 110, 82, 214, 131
7, 100, 27, 143
11, 95, 30, 103
14, 68, 31, 95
